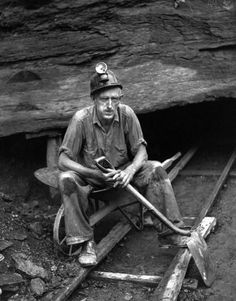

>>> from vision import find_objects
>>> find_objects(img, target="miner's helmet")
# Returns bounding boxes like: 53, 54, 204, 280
90, 62, 123, 96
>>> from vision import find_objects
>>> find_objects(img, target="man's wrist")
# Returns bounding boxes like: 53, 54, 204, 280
130, 164, 137, 175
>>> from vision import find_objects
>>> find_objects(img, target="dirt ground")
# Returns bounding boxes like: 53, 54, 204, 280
0, 139, 236, 301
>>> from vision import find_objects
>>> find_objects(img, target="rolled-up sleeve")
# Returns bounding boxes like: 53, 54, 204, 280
59, 112, 83, 162
124, 106, 147, 156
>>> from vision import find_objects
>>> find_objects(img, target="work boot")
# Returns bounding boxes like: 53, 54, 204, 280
78, 239, 97, 267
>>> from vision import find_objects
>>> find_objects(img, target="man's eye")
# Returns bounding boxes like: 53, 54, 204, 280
99, 97, 120, 103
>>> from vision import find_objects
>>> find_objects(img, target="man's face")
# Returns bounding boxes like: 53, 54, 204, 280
94, 87, 122, 124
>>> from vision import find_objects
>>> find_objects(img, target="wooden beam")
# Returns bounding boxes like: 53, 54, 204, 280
194, 147, 236, 226
152, 148, 236, 300
46, 136, 61, 198
161, 152, 181, 170
90, 271, 162, 286
180, 169, 236, 177
152, 216, 216, 301
46, 137, 61, 169
52, 218, 136, 301
25, 130, 61, 139
89, 271, 198, 289
168, 146, 199, 182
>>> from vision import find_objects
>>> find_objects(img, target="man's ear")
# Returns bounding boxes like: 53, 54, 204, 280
91, 92, 98, 101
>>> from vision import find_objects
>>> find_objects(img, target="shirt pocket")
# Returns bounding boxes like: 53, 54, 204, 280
113, 144, 128, 166
83, 147, 98, 168
114, 144, 127, 155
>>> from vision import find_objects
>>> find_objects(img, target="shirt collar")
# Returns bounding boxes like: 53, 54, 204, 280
92, 105, 120, 126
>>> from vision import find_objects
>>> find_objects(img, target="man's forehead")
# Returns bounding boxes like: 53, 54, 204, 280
98, 87, 121, 97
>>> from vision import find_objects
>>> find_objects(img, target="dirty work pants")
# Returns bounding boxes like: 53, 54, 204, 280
58, 161, 183, 245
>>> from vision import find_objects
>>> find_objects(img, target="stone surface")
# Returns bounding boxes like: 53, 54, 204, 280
30, 278, 46, 296
0, 273, 23, 287
12, 252, 49, 280
0, 273, 24, 293
0, 0, 235, 137
0, 239, 13, 251
29, 222, 44, 236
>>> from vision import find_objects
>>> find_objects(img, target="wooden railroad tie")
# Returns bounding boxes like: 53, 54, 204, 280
89, 271, 198, 290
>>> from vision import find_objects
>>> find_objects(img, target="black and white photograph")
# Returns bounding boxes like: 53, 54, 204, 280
0, 1, 235, 300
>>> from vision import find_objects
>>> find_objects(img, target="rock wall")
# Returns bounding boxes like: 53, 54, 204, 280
0, 0, 235, 136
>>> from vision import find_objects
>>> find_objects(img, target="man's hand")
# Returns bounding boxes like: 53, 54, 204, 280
93, 168, 121, 187
112, 165, 136, 188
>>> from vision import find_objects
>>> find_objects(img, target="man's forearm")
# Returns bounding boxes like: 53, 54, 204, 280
58, 152, 96, 178
130, 144, 148, 173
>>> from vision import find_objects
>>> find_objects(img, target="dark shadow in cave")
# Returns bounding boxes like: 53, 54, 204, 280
138, 98, 236, 161
1, 97, 236, 171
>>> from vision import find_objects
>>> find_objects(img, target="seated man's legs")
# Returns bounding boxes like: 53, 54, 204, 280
132, 161, 184, 229
58, 171, 97, 266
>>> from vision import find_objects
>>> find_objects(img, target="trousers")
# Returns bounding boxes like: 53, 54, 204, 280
58, 161, 183, 245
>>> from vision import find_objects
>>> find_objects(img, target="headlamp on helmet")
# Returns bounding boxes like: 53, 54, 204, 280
90, 62, 123, 96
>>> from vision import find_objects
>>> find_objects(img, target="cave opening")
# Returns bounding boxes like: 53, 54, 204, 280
1, 98, 236, 174
138, 98, 236, 161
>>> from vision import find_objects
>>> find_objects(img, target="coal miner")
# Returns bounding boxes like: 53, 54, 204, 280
58, 62, 187, 267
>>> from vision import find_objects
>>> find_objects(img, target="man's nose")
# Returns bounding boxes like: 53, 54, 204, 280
107, 98, 113, 108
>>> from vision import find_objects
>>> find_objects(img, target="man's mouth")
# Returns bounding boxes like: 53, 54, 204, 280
104, 111, 113, 114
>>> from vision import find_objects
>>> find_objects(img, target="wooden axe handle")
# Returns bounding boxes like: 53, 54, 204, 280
126, 184, 191, 236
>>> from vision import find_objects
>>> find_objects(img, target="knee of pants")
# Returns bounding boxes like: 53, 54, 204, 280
150, 163, 169, 182
58, 171, 77, 195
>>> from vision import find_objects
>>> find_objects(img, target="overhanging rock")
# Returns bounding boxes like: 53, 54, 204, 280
0, 0, 235, 137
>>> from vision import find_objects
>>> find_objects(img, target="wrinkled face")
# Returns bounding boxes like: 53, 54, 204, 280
93, 87, 123, 124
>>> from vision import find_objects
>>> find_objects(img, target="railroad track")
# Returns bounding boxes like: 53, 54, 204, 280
49, 144, 236, 301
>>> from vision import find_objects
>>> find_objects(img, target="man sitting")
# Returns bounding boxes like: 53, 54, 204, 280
58, 62, 186, 267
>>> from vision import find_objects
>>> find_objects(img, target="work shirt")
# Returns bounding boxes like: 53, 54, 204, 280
59, 104, 147, 169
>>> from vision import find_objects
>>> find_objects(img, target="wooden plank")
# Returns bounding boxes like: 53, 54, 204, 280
25, 130, 61, 139
90, 271, 162, 286
46, 137, 61, 169
180, 169, 236, 177
46, 136, 61, 198
168, 146, 199, 182
152, 148, 236, 300
194, 147, 236, 226
152, 216, 216, 301
52, 218, 136, 301
161, 152, 181, 170
89, 271, 198, 289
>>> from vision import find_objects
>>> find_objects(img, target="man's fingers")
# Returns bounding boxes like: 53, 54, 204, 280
106, 169, 120, 177
112, 171, 122, 180
113, 181, 119, 188
121, 175, 131, 187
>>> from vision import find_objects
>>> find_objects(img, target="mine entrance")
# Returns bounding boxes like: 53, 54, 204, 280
1, 98, 236, 300
139, 98, 236, 161
1, 98, 236, 173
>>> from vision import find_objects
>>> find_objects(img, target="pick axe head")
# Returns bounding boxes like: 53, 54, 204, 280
187, 231, 215, 287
